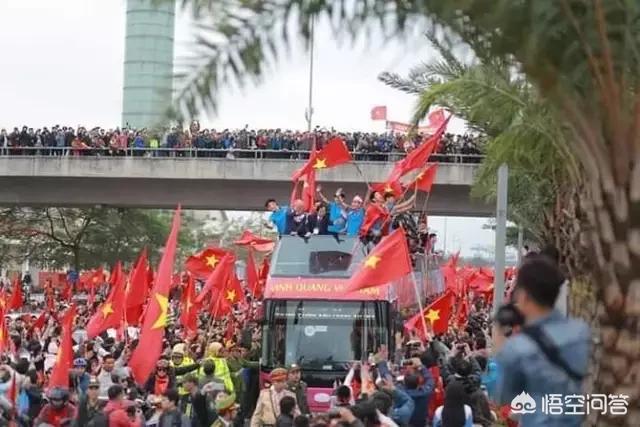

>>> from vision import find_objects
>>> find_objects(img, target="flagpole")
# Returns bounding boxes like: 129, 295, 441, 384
401, 226, 429, 341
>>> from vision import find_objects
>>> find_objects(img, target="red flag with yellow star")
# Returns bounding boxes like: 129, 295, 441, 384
180, 274, 199, 333
291, 137, 352, 181
7, 277, 23, 311
195, 253, 235, 304
234, 230, 275, 252
412, 163, 438, 193
185, 247, 231, 279
49, 304, 76, 389
370, 180, 404, 198
388, 116, 450, 181
405, 291, 454, 337
130, 207, 181, 385
346, 228, 412, 292
209, 286, 233, 319
86, 262, 126, 338
225, 272, 244, 305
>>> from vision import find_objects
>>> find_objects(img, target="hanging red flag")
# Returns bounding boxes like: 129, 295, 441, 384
86, 262, 126, 339
346, 228, 412, 292
195, 253, 235, 304
7, 277, 23, 311
389, 116, 450, 181
412, 163, 438, 193
292, 137, 353, 181
49, 304, 76, 389
370, 105, 387, 121
245, 248, 260, 299
130, 207, 181, 385
179, 274, 199, 333
185, 247, 231, 279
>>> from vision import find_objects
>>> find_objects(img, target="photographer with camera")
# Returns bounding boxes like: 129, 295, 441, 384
493, 255, 590, 427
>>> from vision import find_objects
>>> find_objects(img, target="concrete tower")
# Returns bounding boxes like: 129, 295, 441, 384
122, 0, 176, 128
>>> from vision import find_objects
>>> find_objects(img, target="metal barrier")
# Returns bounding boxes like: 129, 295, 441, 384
0, 146, 485, 163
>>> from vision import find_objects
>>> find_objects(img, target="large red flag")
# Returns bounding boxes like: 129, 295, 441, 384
86, 262, 126, 338
185, 247, 231, 279
389, 116, 450, 181
7, 277, 23, 311
130, 207, 181, 385
359, 204, 390, 238
195, 253, 235, 304
245, 248, 260, 299
0, 307, 7, 353
125, 248, 150, 325
292, 137, 352, 181
412, 164, 438, 193
180, 274, 199, 333
49, 304, 76, 389
346, 228, 412, 292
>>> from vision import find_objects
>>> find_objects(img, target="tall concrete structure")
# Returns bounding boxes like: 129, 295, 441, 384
122, 0, 176, 129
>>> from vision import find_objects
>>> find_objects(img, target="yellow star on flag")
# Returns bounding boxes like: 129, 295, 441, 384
206, 255, 219, 268
364, 255, 381, 269
226, 289, 237, 302
185, 297, 194, 312
151, 293, 169, 330
313, 158, 328, 169
384, 185, 393, 194
101, 302, 114, 318
424, 309, 440, 325
416, 171, 425, 180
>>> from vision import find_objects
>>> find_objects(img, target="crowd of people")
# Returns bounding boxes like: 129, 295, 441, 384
0, 242, 591, 427
0, 124, 484, 163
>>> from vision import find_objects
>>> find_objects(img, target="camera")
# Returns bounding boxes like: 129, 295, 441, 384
494, 303, 525, 336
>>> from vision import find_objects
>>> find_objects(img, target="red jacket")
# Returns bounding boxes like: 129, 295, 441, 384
36, 403, 76, 427
103, 400, 143, 427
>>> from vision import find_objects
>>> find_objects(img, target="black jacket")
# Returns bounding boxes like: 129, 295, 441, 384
180, 391, 213, 427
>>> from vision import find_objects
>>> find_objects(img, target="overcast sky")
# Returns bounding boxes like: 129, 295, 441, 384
0, 0, 500, 257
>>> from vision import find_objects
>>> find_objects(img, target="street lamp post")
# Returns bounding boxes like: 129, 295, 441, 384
493, 163, 509, 310
304, 16, 315, 132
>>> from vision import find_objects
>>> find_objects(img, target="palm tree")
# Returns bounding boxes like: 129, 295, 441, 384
177, 2, 640, 424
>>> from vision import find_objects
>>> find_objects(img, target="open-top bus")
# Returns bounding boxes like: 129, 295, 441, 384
260, 235, 409, 412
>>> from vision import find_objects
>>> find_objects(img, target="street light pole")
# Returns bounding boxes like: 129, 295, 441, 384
493, 163, 509, 310
305, 16, 315, 132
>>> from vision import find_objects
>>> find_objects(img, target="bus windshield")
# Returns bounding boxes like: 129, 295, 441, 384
262, 300, 389, 369
270, 236, 366, 278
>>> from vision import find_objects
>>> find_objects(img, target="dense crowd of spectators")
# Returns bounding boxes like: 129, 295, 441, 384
0, 124, 484, 163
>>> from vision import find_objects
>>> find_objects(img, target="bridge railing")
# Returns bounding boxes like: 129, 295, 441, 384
0, 147, 485, 164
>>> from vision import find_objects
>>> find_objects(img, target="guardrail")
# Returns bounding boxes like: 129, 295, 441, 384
0, 146, 485, 163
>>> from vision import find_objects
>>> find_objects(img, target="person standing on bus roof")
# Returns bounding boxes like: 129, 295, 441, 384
286, 365, 309, 415
264, 199, 289, 235
251, 368, 299, 427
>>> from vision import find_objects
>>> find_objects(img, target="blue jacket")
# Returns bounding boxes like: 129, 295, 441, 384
390, 387, 415, 426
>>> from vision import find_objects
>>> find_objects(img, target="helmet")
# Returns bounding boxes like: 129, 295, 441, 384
48, 387, 69, 402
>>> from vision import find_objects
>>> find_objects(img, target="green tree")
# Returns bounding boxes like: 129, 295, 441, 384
176, 1, 640, 423
0, 207, 201, 271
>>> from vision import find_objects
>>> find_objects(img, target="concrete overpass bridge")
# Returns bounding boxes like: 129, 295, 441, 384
0, 154, 491, 216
